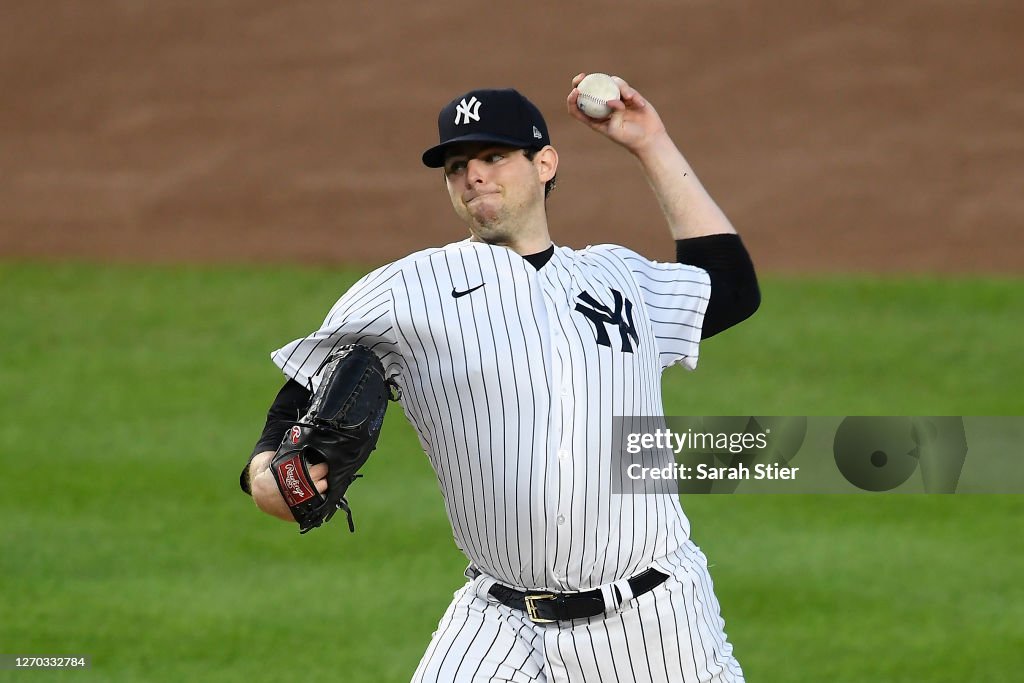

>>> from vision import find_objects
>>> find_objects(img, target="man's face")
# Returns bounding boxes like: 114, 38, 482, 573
442, 144, 548, 244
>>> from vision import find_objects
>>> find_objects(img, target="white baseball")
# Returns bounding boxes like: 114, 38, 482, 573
576, 73, 621, 119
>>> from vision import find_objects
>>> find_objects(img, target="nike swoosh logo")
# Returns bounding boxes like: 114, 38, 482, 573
451, 283, 485, 298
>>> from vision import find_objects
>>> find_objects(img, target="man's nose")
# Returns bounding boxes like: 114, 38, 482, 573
466, 158, 488, 184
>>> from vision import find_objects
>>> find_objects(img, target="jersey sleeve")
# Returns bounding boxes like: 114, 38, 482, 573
270, 263, 401, 390
607, 245, 711, 371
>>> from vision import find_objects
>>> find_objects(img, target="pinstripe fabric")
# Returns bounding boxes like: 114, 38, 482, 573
272, 241, 710, 590
271, 239, 742, 681
412, 540, 742, 683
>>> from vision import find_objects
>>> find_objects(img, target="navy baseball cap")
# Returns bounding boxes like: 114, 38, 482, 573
421, 88, 550, 168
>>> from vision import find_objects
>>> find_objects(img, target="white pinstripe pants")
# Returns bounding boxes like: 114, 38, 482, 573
411, 542, 744, 683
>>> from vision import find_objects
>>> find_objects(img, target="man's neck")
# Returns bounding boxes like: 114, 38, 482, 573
508, 235, 553, 256
469, 227, 552, 256
522, 243, 555, 270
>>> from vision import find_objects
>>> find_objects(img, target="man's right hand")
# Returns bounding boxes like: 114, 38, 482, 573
248, 450, 328, 523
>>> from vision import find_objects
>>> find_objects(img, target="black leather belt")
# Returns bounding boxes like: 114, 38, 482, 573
488, 569, 669, 623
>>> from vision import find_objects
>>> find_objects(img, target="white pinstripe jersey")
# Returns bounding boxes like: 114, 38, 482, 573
272, 240, 711, 592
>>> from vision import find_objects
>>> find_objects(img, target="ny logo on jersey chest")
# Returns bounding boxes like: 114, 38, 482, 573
575, 289, 640, 353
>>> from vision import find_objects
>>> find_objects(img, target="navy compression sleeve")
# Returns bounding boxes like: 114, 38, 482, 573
676, 234, 760, 339
239, 378, 313, 494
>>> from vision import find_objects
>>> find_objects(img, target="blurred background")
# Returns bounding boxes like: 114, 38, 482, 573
2, 0, 1021, 270
2, 1, 1021, 681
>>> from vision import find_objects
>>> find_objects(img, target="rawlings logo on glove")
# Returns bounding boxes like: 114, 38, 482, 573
270, 344, 399, 533
277, 455, 316, 506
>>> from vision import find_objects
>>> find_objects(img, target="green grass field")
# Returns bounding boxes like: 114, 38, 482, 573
2, 263, 1022, 682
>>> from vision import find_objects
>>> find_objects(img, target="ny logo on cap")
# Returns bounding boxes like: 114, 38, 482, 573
454, 96, 482, 125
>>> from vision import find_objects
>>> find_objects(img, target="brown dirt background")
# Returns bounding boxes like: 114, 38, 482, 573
2, 0, 1021, 273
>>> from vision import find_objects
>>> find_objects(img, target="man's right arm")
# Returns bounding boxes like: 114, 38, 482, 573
676, 234, 760, 339
566, 74, 737, 241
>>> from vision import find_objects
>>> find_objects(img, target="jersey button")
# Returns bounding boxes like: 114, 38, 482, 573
558, 449, 569, 460
556, 515, 566, 525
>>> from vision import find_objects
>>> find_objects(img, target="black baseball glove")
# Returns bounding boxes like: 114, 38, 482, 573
270, 344, 398, 533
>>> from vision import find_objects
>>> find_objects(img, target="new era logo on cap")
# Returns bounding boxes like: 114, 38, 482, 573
422, 88, 551, 167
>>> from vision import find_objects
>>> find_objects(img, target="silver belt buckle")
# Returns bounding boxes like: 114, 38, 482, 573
524, 593, 557, 623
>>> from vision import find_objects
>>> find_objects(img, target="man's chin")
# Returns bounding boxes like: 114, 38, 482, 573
468, 199, 502, 222
468, 218, 512, 244
468, 206, 507, 233
471, 227, 509, 245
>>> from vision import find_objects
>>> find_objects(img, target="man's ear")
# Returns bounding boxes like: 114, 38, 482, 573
534, 146, 558, 183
